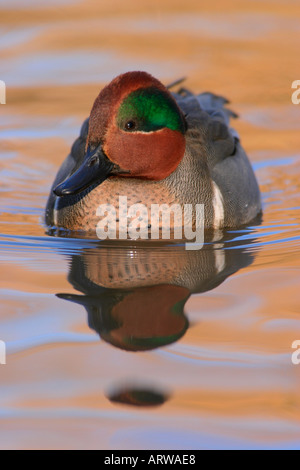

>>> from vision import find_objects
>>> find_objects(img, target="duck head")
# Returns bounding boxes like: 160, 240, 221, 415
54, 71, 187, 196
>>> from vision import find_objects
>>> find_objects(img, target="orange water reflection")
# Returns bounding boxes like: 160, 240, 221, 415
0, 0, 300, 450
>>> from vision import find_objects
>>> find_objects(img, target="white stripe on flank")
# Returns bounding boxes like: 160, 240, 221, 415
53, 197, 59, 227
212, 181, 224, 228
211, 229, 223, 243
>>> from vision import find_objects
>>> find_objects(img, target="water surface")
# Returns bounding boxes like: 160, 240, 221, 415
0, 0, 300, 450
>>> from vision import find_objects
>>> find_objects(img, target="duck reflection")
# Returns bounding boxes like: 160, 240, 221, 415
107, 386, 169, 407
57, 233, 256, 352
56, 232, 258, 407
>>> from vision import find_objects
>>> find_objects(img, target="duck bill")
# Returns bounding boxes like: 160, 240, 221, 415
53, 144, 115, 197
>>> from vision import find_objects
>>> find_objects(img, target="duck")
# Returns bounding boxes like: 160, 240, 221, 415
45, 71, 261, 238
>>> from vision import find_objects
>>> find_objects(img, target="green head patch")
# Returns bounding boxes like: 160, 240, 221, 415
117, 87, 186, 134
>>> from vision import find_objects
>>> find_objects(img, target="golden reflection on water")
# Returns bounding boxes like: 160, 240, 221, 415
0, 0, 300, 450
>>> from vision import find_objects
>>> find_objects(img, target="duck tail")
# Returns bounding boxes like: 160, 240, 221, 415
194, 92, 238, 121
166, 77, 187, 90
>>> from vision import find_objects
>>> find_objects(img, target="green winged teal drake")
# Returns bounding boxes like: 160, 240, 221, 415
45, 71, 261, 236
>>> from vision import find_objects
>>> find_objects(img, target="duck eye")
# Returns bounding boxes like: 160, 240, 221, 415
125, 120, 136, 131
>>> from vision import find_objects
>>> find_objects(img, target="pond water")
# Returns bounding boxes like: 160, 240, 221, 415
0, 0, 300, 450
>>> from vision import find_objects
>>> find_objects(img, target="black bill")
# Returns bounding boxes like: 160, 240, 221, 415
53, 144, 115, 197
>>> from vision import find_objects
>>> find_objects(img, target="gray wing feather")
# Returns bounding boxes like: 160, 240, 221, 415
173, 89, 239, 167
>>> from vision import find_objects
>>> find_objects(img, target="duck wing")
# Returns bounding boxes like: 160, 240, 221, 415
173, 87, 261, 226
173, 88, 239, 168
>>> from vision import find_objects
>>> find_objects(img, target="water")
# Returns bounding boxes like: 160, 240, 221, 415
0, 0, 300, 450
